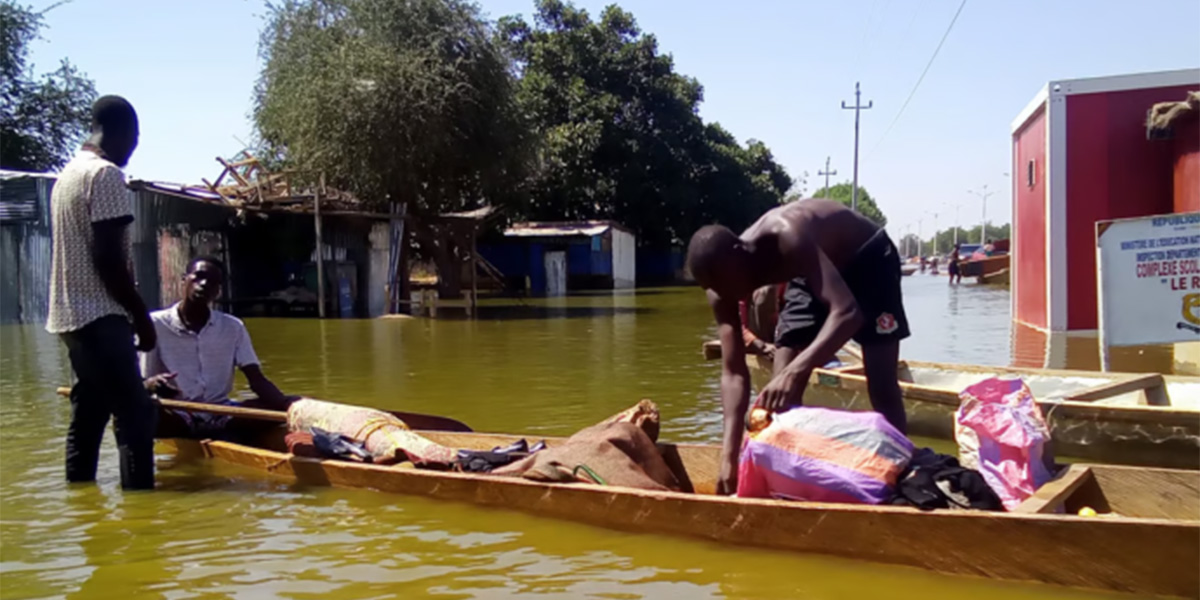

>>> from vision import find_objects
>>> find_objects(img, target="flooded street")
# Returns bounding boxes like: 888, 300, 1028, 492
0, 277, 1122, 599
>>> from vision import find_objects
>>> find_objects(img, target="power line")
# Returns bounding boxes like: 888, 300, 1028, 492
872, 0, 968, 152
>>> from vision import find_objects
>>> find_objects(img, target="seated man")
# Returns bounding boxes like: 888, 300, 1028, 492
140, 256, 292, 440
688, 198, 909, 494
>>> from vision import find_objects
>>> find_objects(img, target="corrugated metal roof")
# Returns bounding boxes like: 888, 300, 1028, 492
504, 220, 620, 238
0, 169, 57, 181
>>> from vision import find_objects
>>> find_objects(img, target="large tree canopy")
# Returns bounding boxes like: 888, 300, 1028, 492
0, 1, 96, 172
812, 182, 888, 227
253, 0, 530, 215
499, 1, 791, 247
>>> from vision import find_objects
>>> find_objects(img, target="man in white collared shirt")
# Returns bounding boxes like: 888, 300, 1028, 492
140, 256, 291, 439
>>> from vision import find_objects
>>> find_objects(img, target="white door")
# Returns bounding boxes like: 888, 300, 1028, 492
545, 250, 567, 296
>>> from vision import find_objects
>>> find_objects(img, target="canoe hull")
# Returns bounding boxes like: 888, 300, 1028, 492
172, 435, 1200, 598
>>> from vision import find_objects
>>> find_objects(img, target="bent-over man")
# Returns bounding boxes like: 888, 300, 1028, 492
688, 198, 910, 494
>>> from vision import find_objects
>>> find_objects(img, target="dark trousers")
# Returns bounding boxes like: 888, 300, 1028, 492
60, 315, 158, 490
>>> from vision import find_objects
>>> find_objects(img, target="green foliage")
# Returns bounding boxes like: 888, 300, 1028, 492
812, 182, 887, 227
903, 223, 1011, 258
253, 0, 531, 214
498, 1, 791, 247
0, 1, 97, 171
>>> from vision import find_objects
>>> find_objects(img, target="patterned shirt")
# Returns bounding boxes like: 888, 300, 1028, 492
139, 304, 261, 404
46, 150, 134, 333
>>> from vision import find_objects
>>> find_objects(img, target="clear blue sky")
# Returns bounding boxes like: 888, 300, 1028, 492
29, 0, 1200, 239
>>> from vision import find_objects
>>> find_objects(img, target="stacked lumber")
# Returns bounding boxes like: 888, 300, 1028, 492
191, 152, 361, 213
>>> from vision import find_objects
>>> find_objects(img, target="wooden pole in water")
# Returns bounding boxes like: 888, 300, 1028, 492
315, 174, 326, 319
470, 224, 478, 317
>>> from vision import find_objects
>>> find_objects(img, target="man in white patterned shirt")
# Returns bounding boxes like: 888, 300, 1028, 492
141, 256, 291, 440
48, 96, 158, 490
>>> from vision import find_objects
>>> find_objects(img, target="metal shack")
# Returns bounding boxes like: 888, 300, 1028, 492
490, 221, 636, 295
0, 170, 55, 324
1010, 68, 1200, 333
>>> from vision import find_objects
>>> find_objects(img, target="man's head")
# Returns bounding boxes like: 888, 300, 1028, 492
88, 96, 139, 167
687, 225, 753, 297
183, 256, 225, 305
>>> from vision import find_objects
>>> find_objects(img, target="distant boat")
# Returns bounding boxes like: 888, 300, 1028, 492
900, 264, 918, 276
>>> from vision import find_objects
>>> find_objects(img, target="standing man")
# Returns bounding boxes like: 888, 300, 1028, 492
687, 198, 910, 494
141, 256, 292, 441
47, 96, 158, 490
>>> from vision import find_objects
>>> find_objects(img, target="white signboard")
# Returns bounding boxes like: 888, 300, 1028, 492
1097, 212, 1200, 347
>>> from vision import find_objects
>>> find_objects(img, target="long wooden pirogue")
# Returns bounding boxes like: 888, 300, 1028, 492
169, 425, 1198, 598
702, 341, 1200, 469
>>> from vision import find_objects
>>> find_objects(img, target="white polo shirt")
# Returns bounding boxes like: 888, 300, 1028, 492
139, 304, 260, 403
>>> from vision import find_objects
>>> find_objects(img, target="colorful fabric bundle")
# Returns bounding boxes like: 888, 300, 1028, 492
737, 406, 913, 504
955, 377, 1055, 510
287, 398, 455, 466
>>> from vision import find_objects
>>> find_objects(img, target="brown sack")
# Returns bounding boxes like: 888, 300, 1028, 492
492, 421, 681, 491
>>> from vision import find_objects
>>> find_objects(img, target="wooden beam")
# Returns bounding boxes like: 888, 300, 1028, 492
1013, 465, 1095, 514
1065, 374, 1165, 403
315, 178, 326, 319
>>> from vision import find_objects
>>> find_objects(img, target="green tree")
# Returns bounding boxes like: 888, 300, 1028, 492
254, 0, 530, 215
811, 182, 887, 227
254, 0, 531, 298
499, 1, 790, 247
0, 1, 97, 171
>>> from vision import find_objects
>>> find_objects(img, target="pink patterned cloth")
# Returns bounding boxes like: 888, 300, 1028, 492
955, 378, 1055, 510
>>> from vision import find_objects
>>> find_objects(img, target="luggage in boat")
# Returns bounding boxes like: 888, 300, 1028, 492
491, 400, 681, 491
737, 406, 913, 503
287, 398, 455, 466
888, 447, 1004, 511
955, 377, 1055, 510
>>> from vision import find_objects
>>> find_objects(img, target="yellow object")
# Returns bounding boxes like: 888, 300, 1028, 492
747, 408, 773, 435
1078, 507, 1098, 517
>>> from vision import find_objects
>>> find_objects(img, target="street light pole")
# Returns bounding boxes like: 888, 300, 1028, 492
968, 184, 996, 244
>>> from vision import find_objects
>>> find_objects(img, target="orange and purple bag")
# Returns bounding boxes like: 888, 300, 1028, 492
737, 406, 913, 504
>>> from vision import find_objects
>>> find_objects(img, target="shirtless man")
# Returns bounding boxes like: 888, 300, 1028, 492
687, 198, 910, 494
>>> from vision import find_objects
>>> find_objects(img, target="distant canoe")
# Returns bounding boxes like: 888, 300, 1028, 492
978, 267, 1010, 286
701, 340, 1200, 469
900, 264, 918, 276
960, 254, 1009, 278
166, 430, 1199, 598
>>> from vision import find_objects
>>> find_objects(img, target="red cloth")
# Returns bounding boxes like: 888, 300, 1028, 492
285, 432, 321, 458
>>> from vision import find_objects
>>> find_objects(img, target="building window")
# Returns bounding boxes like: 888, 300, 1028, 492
1027, 159, 1036, 189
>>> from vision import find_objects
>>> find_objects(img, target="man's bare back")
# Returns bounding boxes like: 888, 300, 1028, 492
741, 198, 881, 276
686, 198, 909, 495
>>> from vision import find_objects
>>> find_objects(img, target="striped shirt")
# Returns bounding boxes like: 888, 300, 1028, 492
139, 304, 260, 403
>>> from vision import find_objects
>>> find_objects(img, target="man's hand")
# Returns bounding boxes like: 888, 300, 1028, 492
756, 368, 808, 412
716, 451, 739, 495
761, 342, 777, 361
144, 371, 179, 398
133, 314, 156, 352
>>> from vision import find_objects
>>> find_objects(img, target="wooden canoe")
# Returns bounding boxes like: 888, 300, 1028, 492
977, 267, 1010, 286
166, 428, 1200, 597
701, 340, 1200, 469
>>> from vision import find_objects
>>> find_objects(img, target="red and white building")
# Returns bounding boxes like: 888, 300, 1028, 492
1010, 68, 1200, 333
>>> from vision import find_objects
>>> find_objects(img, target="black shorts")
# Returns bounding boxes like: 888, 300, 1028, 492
775, 229, 910, 348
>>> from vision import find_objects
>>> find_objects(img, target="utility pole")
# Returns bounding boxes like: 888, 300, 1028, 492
928, 211, 939, 256
841, 82, 872, 212
968, 185, 996, 244
818, 156, 837, 196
